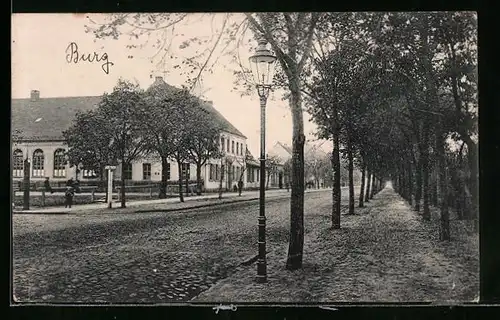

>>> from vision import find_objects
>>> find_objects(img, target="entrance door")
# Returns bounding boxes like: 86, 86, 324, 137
279, 172, 283, 189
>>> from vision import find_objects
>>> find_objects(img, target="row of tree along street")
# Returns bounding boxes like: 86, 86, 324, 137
63, 81, 224, 208
84, 12, 477, 270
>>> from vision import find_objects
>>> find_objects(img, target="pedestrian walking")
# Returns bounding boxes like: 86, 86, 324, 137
66, 177, 74, 188
44, 177, 53, 194
64, 186, 75, 208
237, 180, 244, 196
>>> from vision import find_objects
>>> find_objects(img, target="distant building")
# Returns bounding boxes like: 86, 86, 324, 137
11, 77, 251, 191
267, 141, 330, 188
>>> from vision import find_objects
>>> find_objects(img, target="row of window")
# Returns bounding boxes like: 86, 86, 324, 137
12, 148, 188, 181
208, 164, 244, 181
247, 168, 259, 183
123, 163, 190, 180
208, 164, 261, 183
12, 149, 66, 178
220, 137, 244, 156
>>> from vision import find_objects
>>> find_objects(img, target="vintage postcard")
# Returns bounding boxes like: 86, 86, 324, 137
11, 12, 478, 305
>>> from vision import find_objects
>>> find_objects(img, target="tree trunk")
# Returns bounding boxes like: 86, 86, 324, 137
184, 164, 189, 197
177, 160, 184, 202
218, 162, 224, 200
370, 172, 376, 199
196, 163, 202, 196
120, 160, 126, 208
408, 160, 413, 206
347, 135, 355, 215
421, 126, 431, 220
415, 156, 423, 212
159, 156, 169, 199
430, 166, 438, 206
286, 83, 306, 270
437, 133, 450, 240
365, 169, 371, 203
99, 164, 107, 202
331, 132, 341, 228
359, 162, 366, 208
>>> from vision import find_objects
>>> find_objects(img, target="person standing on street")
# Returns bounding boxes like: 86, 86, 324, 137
64, 186, 75, 208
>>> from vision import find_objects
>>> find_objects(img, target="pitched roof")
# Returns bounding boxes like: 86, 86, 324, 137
12, 78, 246, 141
148, 77, 247, 139
245, 148, 259, 166
11, 96, 102, 141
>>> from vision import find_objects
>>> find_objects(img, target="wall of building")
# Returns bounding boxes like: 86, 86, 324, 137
12, 141, 76, 182
12, 130, 253, 190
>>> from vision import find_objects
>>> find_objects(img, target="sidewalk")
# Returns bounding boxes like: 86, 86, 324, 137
193, 185, 479, 303
13, 188, 329, 215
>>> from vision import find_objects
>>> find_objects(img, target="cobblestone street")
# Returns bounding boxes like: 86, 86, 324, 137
13, 190, 338, 303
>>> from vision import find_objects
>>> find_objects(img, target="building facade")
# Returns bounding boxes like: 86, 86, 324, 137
11, 78, 253, 191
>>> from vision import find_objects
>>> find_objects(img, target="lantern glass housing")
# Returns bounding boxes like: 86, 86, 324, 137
249, 39, 277, 88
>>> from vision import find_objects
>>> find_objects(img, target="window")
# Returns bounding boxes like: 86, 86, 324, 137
209, 164, 214, 181
53, 149, 66, 177
143, 163, 151, 180
83, 169, 97, 178
221, 165, 225, 179
215, 164, 220, 181
13, 149, 23, 177
181, 163, 190, 180
227, 140, 230, 152
221, 138, 225, 152
247, 169, 251, 183
231, 141, 235, 154
32, 149, 44, 177
241, 144, 244, 155
236, 142, 239, 155
232, 165, 236, 180
252, 168, 255, 182
257, 169, 260, 181
123, 163, 133, 180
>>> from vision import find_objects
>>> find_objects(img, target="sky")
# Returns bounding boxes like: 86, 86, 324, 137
11, 13, 331, 157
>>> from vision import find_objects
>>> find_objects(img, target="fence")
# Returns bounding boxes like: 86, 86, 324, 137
114, 183, 200, 200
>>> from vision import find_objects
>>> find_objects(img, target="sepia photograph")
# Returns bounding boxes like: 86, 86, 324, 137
11, 12, 478, 304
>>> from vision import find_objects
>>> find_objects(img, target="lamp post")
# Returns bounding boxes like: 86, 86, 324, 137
249, 38, 277, 283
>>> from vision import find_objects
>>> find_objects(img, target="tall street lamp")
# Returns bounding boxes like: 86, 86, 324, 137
249, 38, 277, 283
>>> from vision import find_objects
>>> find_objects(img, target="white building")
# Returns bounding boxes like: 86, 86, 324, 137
11, 77, 251, 192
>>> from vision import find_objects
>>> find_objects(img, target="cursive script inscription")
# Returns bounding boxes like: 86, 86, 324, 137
65, 42, 114, 74
212, 304, 237, 314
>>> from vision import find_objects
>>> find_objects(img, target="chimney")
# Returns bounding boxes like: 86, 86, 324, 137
154, 76, 163, 83
30, 90, 40, 101
206, 100, 213, 105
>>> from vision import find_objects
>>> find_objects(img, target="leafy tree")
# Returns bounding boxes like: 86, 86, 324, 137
168, 89, 202, 202
63, 109, 117, 185
98, 79, 149, 208
186, 101, 224, 195
141, 79, 180, 198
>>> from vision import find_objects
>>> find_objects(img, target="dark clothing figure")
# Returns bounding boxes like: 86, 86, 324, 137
66, 178, 74, 187
44, 178, 53, 194
65, 187, 74, 208
74, 179, 81, 193
237, 180, 244, 196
